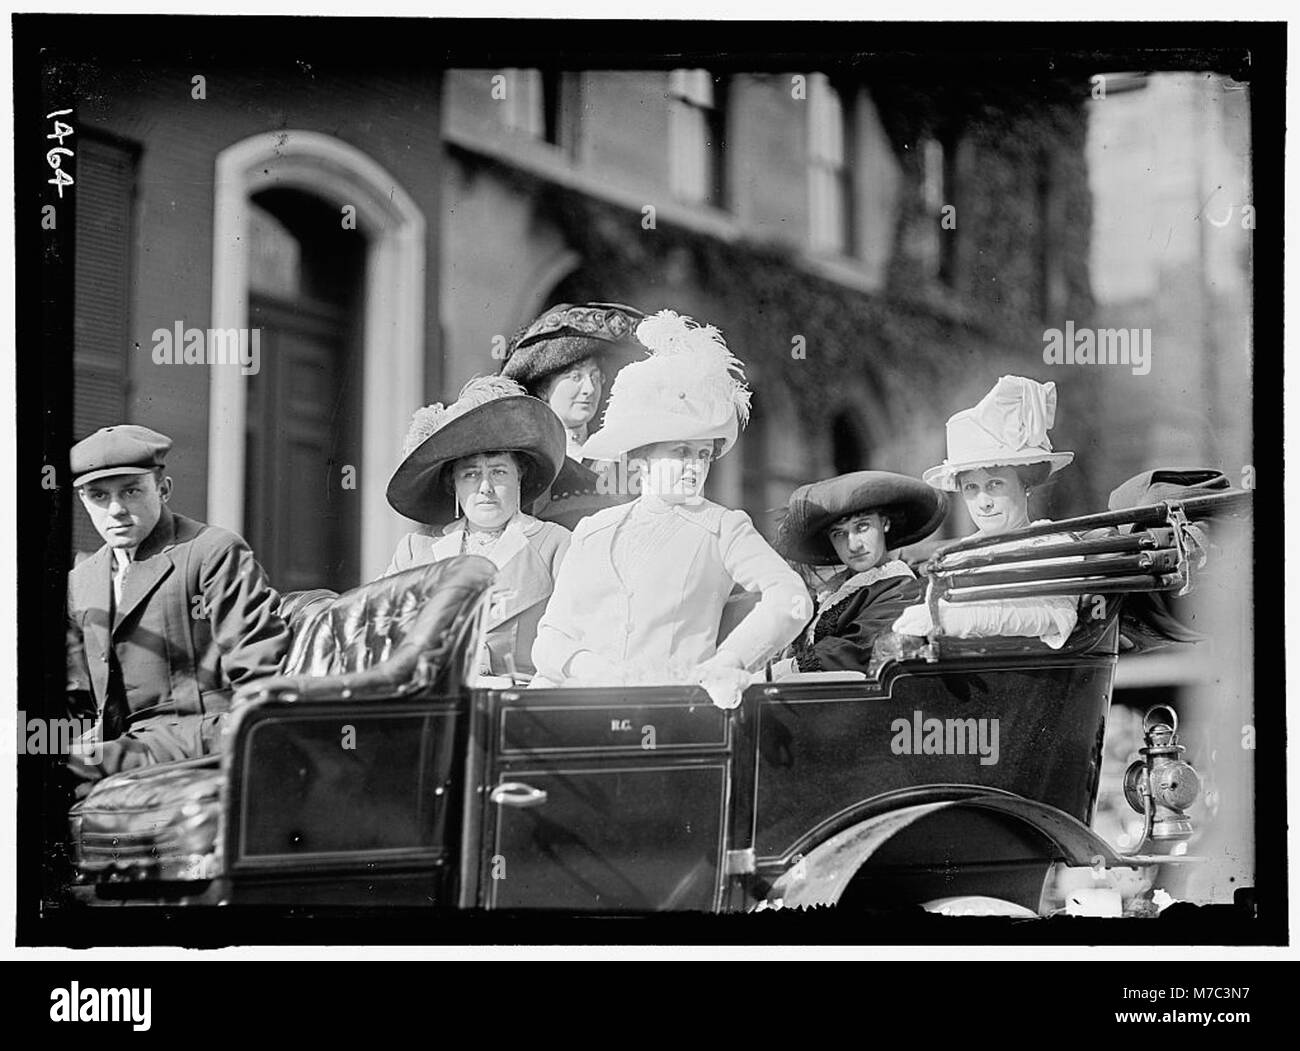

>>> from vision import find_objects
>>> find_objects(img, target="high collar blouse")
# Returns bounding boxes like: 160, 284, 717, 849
531, 494, 806, 685
381, 512, 571, 676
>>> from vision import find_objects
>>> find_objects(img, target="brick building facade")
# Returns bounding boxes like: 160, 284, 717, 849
440, 67, 1107, 561
69, 57, 1248, 591
69, 58, 443, 587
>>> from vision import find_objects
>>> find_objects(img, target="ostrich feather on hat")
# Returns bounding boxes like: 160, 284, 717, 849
579, 310, 753, 462
386, 375, 566, 524
401, 376, 527, 456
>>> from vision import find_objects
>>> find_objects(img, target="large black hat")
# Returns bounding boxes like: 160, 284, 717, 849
500, 302, 646, 392
776, 470, 947, 566
386, 377, 567, 524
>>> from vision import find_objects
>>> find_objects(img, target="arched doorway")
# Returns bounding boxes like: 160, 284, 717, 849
208, 130, 426, 583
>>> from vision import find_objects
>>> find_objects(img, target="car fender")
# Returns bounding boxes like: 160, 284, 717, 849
766, 792, 1127, 909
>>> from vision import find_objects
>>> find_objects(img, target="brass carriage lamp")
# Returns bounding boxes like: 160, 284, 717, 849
1122, 705, 1201, 848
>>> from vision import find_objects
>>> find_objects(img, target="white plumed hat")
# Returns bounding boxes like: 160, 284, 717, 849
579, 310, 753, 461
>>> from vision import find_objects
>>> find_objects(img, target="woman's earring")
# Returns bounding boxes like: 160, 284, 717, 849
454, 494, 461, 519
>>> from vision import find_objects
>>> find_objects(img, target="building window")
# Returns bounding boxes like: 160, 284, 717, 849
918, 132, 959, 284
247, 205, 302, 300
808, 74, 855, 256
501, 68, 542, 136
668, 68, 727, 208
72, 129, 139, 557
542, 71, 582, 151
830, 409, 868, 475
912, 137, 938, 276
922, 136, 945, 215
501, 69, 581, 154
1038, 147, 1068, 319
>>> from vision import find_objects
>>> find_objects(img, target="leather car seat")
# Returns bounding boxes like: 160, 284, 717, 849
69, 555, 497, 882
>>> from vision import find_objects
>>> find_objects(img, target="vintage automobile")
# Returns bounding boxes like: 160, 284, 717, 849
66, 489, 1250, 915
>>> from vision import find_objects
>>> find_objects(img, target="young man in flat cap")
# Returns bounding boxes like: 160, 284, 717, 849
65, 424, 292, 788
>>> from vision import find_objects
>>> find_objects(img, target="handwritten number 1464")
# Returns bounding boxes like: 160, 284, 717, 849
46, 108, 74, 198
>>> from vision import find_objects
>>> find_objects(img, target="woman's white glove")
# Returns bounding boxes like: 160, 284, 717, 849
769, 656, 799, 680
892, 602, 934, 638
696, 650, 750, 710
565, 649, 621, 683
559, 645, 618, 686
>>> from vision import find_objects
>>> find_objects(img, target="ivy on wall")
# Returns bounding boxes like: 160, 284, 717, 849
449, 77, 1110, 514
537, 180, 984, 410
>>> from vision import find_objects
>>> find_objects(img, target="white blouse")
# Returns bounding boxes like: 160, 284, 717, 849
532, 495, 807, 686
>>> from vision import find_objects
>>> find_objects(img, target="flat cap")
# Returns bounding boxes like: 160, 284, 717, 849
71, 425, 172, 487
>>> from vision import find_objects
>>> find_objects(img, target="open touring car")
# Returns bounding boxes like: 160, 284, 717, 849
66, 489, 1250, 916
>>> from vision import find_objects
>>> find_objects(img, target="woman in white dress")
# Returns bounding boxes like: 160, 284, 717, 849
530, 310, 807, 708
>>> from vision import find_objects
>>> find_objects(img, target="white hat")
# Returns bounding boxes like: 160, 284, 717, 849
579, 310, 752, 462
922, 375, 1074, 491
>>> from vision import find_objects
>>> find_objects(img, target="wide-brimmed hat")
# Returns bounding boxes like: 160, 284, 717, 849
922, 375, 1074, 492
1107, 468, 1234, 511
580, 310, 752, 462
776, 471, 947, 566
500, 302, 646, 392
386, 376, 566, 523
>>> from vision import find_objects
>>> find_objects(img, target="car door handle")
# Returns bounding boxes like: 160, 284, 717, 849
489, 782, 548, 808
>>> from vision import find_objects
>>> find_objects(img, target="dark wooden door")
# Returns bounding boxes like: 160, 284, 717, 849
245, 294, 360, 593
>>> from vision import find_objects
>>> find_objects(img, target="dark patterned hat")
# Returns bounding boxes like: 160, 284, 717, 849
500, 302, 646, 392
